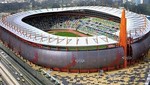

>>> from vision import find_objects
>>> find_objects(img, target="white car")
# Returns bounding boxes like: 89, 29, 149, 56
21, 79, 25, 82
0, 52, 4, 55
17, 77, 20, 81
20, 73, 23, 77
15, 72, 18, 75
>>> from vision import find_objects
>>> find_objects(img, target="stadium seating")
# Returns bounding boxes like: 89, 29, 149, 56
23, 15, 119, 38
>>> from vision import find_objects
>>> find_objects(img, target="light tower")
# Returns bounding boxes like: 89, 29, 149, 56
119, 9, 127, 68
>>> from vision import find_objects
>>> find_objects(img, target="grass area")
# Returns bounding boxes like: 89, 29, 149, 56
50, 45, 107, 51
68, 45, 107, 51
50, 32, 80, 37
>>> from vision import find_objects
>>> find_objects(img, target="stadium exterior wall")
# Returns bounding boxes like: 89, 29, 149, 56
0, 26, 127, 72
131, 32, 150, 59
0, 26, 150, 72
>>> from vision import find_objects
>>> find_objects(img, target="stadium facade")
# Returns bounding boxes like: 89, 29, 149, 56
0, 6, 150, 72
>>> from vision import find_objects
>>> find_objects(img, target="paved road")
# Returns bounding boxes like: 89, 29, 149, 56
0, 50, 32, 85
0, 43, 55, 85
0, 77, 7, 85
0, 49, 44, 85
0, 63, 20, 85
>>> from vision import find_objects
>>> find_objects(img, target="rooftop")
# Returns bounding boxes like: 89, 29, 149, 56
0, 6, 150, 47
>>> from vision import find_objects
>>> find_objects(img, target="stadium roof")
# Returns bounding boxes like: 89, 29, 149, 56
0, 6, 150, 47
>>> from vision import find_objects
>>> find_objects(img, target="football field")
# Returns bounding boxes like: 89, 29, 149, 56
54, 32, 80, 37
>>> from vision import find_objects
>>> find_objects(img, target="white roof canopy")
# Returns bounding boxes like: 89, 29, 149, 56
0, 6, 150, 47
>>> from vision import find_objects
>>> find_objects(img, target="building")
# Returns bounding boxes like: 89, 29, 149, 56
132, 0, 150, 5
123, 0, 128, 3
0, 0, 26, 3
133, 0, 141, 5
143, 0, 150, 4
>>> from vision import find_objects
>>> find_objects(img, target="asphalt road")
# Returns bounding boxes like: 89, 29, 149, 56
0, 49, 32, 85
0, 76, 7, 85
0, 49, 48, 85
0, 43, 60, 85
0, 43, 55, 85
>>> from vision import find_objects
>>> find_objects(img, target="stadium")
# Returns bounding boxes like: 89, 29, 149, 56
0, 6, 150, 73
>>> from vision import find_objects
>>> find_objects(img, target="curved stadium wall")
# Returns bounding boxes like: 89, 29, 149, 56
0, 7, 150, 72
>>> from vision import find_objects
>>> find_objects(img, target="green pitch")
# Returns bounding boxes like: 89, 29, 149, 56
68, 45, 107, 51
54, 32, 80, 37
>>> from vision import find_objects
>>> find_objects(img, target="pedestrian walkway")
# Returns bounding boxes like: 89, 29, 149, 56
24, 50, 150, 85
10, 43, 150, 85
